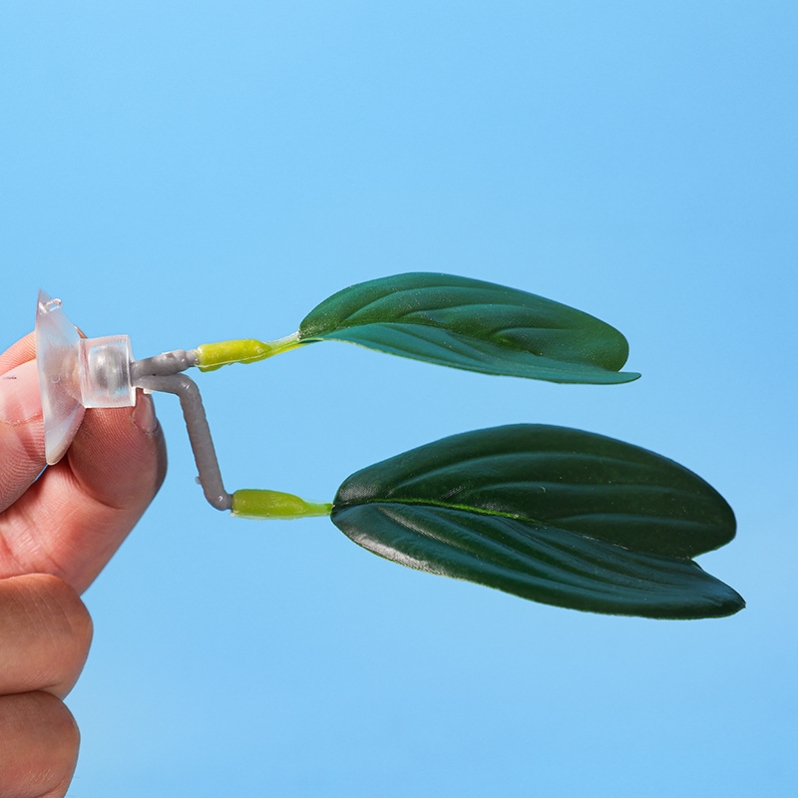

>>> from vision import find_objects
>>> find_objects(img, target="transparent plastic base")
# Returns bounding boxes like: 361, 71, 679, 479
78, 336, 135, 408
35, 290, 136, 465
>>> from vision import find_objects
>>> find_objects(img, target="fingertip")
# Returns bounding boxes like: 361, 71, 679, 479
68, 392, 168, 510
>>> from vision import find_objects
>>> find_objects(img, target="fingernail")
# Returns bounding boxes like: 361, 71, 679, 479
132, 390, 158, 434
0, 360, 43, 423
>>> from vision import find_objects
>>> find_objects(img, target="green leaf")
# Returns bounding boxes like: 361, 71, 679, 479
331, 425, 743, 619
299, 273, 640, 384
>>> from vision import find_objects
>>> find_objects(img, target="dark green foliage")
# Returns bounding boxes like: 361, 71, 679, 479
299, 273, 640, 384
331, 425, 743, 619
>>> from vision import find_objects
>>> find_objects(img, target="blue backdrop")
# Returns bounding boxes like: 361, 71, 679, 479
1, 2, 795, 795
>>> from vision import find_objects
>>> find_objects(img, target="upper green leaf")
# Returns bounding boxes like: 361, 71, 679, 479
331, 425, 743, 619
299, 273, 640, 384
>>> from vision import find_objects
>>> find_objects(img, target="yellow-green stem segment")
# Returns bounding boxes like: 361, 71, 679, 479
195, 332, 303, 371
232, 489, 333, 520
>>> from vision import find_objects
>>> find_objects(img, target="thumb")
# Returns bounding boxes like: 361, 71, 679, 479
0, 359, 46, 511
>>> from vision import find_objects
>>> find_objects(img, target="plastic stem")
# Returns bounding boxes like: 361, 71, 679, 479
132, 372, 233, 511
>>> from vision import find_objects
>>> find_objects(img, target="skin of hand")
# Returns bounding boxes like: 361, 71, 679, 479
0, 332, 167, 798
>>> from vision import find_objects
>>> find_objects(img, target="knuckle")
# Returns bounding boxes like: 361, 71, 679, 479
0, 692, 80, 798
33, 691, 82, 758
31, 573, 94, 651
8, 573, 94, 696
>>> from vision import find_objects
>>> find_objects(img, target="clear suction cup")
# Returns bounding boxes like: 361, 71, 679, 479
35, 289, 136, 465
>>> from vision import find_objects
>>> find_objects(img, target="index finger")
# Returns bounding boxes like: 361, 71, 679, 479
0, 334, 44, 510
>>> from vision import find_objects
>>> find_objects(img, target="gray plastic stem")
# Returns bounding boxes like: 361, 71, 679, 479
133, 372, 232, 511
131, 349, 198, 380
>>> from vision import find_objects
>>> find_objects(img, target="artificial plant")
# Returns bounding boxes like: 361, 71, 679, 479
42, 273, 744, 620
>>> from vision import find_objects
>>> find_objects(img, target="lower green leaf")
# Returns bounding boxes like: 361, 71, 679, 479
331, 425, 744, 619
332, 503, 743, 619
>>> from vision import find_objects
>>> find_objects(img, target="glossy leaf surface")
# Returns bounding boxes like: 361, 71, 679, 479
299, 273, 640, 384
332, 426, 743, 619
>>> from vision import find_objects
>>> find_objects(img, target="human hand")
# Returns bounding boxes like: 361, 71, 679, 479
0, 332, 166, 797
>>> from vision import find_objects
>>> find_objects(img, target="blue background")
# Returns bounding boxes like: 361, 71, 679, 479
1, 2, 796, 795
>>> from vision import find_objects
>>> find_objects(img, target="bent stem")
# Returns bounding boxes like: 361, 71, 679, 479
133, 373, 233, 511
132, 361, 327, 519
195, 332, 303, 371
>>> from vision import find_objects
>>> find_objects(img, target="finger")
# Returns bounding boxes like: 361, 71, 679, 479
0, 691, 79, 798
0, 332, 36, 375
0, 390, 167, 593
0, 574, 92, 700
0, 329, 168, 592
0, 352, 45, 512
